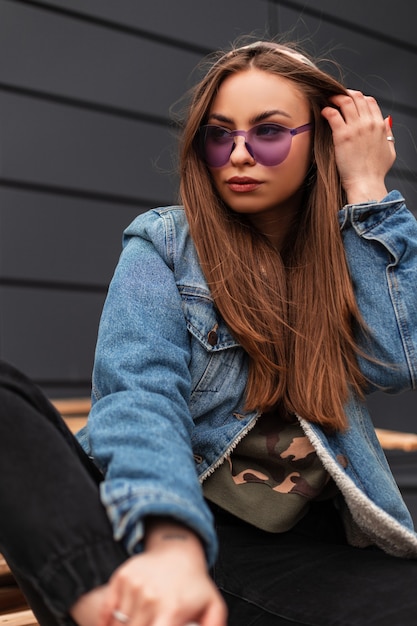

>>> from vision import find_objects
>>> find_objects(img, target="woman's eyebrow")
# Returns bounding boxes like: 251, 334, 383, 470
207, 113, 233, 124
207, 109, 293, 125
250, 110, 293, 124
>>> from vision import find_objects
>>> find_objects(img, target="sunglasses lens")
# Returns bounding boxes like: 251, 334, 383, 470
198, 123, 294, 167
248, 124, 291, 166
199, 126, 234, 167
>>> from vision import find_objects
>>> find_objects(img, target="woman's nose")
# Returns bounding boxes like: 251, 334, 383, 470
229, 136, 256, 165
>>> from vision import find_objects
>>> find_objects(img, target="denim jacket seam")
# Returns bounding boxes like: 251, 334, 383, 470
199, 411, 261, 482
179, 285, 214, 301
158, 208, 176, 269
355, 402, 398, 478
387, 265, 417, 388
352, 206, 400, 237
343, 192, 404, 210
339, 192, 405, 232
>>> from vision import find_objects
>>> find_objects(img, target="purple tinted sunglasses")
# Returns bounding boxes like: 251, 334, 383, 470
197, 121, 313, 167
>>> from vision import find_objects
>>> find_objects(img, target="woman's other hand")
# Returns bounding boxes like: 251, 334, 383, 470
98, 518, 227, 626
321, 89, 396, 204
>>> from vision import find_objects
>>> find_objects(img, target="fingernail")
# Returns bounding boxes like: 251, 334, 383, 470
388, 115, 393, 129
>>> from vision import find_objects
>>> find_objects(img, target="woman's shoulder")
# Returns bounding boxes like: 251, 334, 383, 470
123, 205, 188, 239
121, 206, 206, 284
123, 205, 192, 258
125, 204, 187, 230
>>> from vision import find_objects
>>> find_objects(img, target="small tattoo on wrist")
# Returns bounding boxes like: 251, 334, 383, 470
161, 532, 188, 541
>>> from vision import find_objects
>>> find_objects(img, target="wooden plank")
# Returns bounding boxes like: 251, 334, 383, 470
51, 398, 90, 417
51, 399, 417, 452
0, 610, 38, 625
0, 553, 14, 591
63, 416, 88, 434
50, 398, 90, 433
375, 428, 417, 451
0, 557, 10, 581
0, 586, 28, 614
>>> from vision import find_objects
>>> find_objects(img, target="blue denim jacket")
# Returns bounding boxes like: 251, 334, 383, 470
77, 190, 417, 566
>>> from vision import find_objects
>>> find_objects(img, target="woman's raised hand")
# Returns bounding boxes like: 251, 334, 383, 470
321, 89, 396, 204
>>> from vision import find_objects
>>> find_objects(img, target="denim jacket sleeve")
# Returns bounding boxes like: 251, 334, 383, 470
339, 190, 417, 392
85, 207, 218, 566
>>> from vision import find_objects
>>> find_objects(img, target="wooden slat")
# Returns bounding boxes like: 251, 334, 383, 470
375, 428, 417, 451
63, 416, 88, 434
50, 398, 90, 434
0, 586, 28, 614
50, 398, 90, 417
0, 557, 10, 581
0, 552, 14, 595
48, 399, 417, 452
0, 610, 38, 625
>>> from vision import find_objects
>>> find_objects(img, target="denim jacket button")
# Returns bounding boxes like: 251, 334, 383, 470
233, 412, 246, 421
193, 454, 203, 464
336, 454, 349, 468
207, 329, 218, 346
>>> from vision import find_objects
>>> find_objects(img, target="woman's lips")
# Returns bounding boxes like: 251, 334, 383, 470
226, 177, 263, 192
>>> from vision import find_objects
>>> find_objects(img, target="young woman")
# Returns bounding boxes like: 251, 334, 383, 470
1, 40, 417, 626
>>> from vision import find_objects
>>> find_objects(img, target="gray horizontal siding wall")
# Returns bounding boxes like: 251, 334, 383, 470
0, 0, 416, 438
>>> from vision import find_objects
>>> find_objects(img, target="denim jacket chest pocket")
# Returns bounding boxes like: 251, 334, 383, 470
178, 285, 247, 416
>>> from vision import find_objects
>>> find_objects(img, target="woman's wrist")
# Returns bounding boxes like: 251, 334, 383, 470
344, 180, 388, 205
144, 516, 207, 563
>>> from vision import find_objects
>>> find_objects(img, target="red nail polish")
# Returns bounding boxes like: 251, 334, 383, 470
388, 115, 393, 129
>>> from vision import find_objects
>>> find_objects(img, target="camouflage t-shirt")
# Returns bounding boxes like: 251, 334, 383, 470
203, 409, 338, 532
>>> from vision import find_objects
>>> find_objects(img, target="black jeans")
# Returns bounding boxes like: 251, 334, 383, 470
0, 360, 127, 625
210, 502, 417, 625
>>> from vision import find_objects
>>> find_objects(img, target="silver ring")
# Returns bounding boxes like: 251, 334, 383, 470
387, 135, 395, 142
112, 609, 130, 623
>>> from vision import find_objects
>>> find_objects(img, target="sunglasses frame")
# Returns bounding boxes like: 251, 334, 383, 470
197, 121, 313, 167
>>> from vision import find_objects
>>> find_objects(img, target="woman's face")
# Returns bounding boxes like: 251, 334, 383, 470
206, 68, 313, 247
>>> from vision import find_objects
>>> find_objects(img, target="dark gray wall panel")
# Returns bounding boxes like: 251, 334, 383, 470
385, 108, 417, 213
385, 173, 417, 216
37, 0, 270, 50
368, 390, 416, 432
268, 0, 416, 47
390, 112, 417, 172
0, 1, 204, 117
0, 188, 144, 284
0, 92, 178, 201
0, 285, 104, 386
274, 6, 417, 107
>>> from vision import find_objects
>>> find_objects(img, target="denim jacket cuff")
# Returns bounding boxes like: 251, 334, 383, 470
344, 189, 404, 208
338, 189, 406, 230
99, 482, 218, 568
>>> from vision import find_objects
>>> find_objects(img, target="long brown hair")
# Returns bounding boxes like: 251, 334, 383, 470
179, 41, 367, 431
